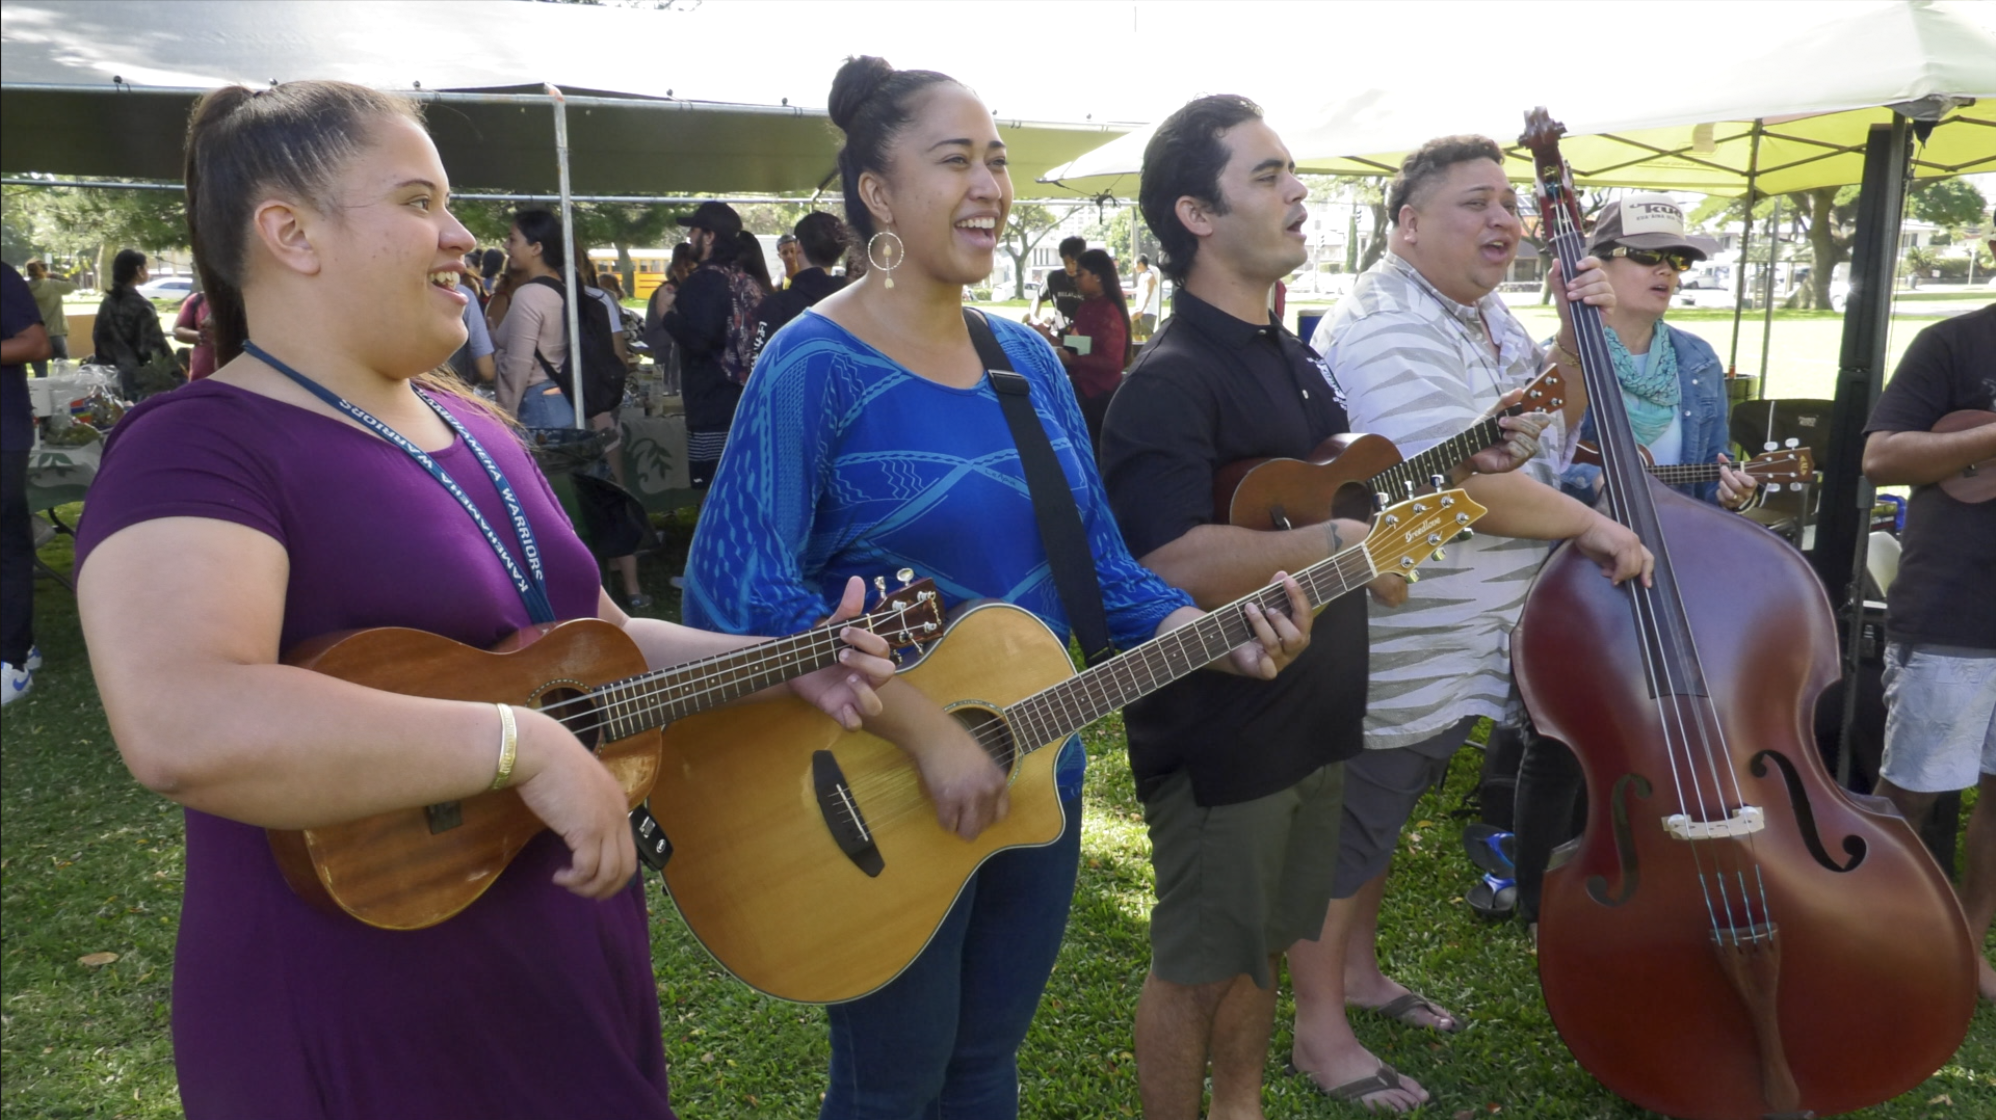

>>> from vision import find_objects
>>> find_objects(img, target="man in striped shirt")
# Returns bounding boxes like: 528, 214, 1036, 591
1285, 135, 1651, 1109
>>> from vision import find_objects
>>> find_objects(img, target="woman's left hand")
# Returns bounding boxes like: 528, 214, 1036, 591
788, 576, 897, 730
1716, 454, 1760, 511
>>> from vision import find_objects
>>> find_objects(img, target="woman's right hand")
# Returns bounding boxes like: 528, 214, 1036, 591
508, 707, 638, 898
913, 717, 1010, 841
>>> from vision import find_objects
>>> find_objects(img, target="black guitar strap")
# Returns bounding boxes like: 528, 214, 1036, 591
963, 309, 1115, 668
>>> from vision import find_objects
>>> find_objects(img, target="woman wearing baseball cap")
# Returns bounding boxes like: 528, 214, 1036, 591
1560, 194, 1756, 511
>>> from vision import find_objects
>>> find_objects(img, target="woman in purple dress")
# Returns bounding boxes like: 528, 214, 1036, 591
73, 80, 895, 1119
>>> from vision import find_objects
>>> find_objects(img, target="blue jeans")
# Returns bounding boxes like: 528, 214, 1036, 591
820, 793, 1083, 1120
517, 384, 575, 428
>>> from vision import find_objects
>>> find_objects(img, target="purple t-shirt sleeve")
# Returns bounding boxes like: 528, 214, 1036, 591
75, 391, 286, 572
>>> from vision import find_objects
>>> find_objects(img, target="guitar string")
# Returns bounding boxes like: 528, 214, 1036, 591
1547, 203, 1751, 940
528, 596, 938, 738
1547, 197, 1770, 940
822, 549, 1382, 816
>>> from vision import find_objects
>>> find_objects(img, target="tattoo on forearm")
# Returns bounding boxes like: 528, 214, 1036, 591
1324, 520, 1345, 555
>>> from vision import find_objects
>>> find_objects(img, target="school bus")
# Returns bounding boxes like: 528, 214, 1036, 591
589, 237, 784, 303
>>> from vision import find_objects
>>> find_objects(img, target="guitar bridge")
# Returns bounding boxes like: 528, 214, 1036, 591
812, 750, 884, 877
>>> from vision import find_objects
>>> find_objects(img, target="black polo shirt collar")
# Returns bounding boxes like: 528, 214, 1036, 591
1167, 287, 1285, 351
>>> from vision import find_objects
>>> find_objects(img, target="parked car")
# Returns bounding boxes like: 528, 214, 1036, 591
135, 276, 195, 302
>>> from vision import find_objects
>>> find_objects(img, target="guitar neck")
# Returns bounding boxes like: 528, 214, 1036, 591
1000, 545, 1378, 752
1367, 416, 1505, 500
585, 623, 856, 742
1647, 462, 1722, 486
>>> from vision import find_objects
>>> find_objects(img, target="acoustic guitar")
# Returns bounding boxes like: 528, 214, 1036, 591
1571, 442, 1816, 492
650, 490, 1486, 1003
268, 579, 945, 930
1933, 409, 1996, 503
1215, 369, 1564, 535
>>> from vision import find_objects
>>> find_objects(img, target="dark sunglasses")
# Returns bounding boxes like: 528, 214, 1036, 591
1603, 245, 1697, 273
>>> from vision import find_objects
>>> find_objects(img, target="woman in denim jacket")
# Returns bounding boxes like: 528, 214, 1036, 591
1555, 196, 1757, 511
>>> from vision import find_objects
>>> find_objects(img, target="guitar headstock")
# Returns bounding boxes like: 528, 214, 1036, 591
1512, 367, 1566, 417
1363, 489, 1489, 581
1742, 445, 1816, 489
1520, 108, 1570, 189
859, 572, 944, 647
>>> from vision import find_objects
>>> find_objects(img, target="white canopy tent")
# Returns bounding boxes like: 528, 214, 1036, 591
1040, 1, 1996, 195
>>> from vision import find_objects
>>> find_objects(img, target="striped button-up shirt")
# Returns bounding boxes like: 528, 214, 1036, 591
1310, 251, 1570, 750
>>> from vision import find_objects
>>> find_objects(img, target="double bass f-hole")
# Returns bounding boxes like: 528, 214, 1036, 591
1750, 750, 1867, 874
1586, 772, 1651, 908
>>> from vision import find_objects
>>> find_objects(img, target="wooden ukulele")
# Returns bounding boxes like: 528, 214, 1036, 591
649, 490, 1486, 1003
1933, 409, 1996, 503
268, 579, 944, 930
1215, 369, 1564, 537
1571, 442, 1816, 491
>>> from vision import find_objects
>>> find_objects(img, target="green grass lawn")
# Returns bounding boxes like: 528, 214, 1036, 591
4, 509, 1991, 1117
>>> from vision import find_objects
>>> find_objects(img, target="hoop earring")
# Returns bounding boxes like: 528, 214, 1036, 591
867, 230, 905, 289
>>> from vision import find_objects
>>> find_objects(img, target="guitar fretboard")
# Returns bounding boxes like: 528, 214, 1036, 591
579, 603, 928, 743
1369, 418, 1508, 501
999, 543, 1381, 753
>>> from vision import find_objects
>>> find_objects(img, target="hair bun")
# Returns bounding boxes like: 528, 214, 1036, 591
828, 55, 895, 133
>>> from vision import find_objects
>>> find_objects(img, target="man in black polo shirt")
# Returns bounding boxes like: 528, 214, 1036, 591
1099, 94, 1386, 1119
1102, 96, 1548, 1117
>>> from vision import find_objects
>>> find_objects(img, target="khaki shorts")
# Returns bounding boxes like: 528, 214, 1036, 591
1143, 761, 1345, 989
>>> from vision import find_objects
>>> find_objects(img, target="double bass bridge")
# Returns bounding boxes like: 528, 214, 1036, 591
1662, 805, 1765, 842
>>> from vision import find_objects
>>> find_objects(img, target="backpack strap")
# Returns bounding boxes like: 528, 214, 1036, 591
521, 276, 569, 383
964, 309, 1114, 668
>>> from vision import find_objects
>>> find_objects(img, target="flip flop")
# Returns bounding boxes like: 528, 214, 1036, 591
1290, 1061, 1414, 1108
1461, 823, 1516, 875
1467, 872, 1518, 921
1357, 990, 1466, 1033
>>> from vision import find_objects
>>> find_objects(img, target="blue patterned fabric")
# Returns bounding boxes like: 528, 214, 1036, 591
683, 309, 1192, 796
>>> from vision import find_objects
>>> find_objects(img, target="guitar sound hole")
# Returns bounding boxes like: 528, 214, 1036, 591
950, 705, 1017, 776
535, 685, 601, 753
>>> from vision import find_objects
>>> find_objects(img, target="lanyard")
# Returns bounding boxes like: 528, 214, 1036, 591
242, 341, 557, 625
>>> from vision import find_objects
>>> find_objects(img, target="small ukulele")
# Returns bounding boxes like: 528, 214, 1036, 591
269, 578, 944, 930
1571, 441, 1816, 492
1215, 368, 1564, 539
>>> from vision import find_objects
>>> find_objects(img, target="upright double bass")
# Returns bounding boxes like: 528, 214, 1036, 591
1510, 110, 1975, 1120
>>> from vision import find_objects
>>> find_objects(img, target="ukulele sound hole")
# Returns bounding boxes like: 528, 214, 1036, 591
949, 704, 1018, 776
533, 683, 601, 753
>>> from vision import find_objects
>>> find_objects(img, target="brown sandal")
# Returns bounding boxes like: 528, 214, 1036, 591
1359, 990, 1465, 1033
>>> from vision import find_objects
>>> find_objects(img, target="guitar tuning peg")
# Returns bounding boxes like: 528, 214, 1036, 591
897, 567, 914, 586
1763, 441, 1778, 452
1455, 528, 1475, 541
1784, 437, 1799, 448
1430, 473, 1447, 490
1374, 491, 1390, 511
1432, 548, 1447, 562
1404, 568, 1421, 584
873, 575, 888, 593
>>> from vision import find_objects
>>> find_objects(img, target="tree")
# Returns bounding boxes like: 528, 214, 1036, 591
999, 202, 1068, 299
3, 180, 187, 285
1789, 185, 1859, 310
1908, 176, 1989, 234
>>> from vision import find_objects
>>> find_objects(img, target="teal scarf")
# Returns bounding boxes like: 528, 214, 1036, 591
1603, 321, 1680, 446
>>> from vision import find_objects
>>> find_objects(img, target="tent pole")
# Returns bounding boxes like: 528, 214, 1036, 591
547, 84, 586, 431
1815, 118, 1911, 784
1756, 195, 1782, 386
1727, 121, 1762, 380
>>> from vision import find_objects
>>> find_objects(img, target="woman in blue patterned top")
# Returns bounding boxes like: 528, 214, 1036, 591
682, 55, 1315, 1120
